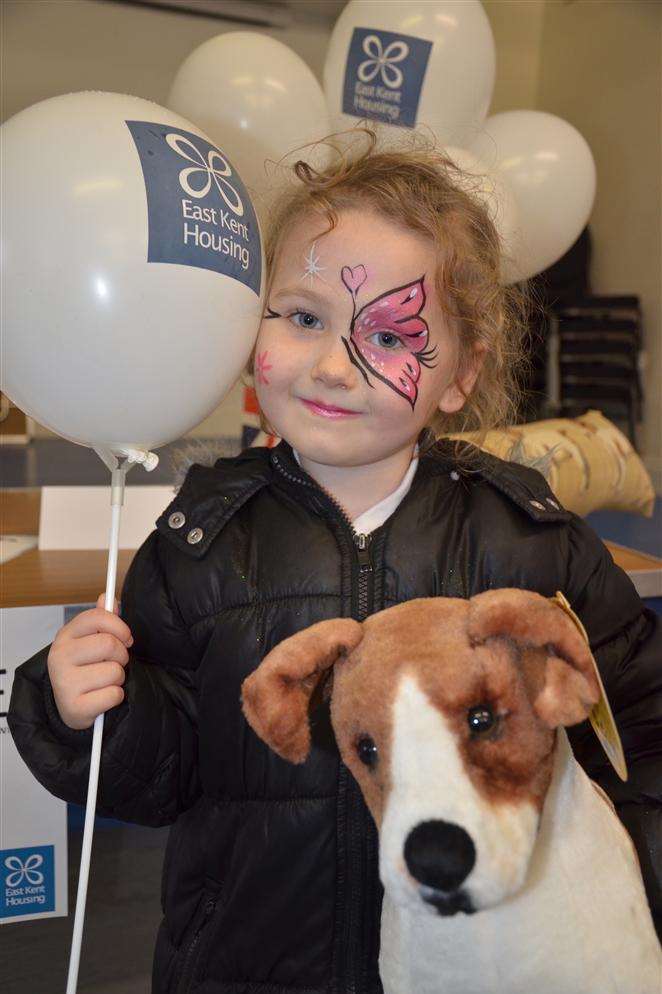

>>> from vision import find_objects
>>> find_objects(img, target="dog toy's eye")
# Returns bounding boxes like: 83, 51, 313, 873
467, 705, 496, 736
356, 735, 379, 768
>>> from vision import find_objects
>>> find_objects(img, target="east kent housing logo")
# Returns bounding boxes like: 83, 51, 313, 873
342, 27, 432, 129
127, 121, 261, 295
2, 845, 55, 918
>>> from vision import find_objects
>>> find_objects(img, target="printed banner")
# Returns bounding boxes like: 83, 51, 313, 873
1, 606, 67, 922
342, 27, 432, 129
127, 121, 261, 294
2, 845, 55, 918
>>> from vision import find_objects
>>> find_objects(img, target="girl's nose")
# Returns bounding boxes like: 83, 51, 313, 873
310, 337, 358, 390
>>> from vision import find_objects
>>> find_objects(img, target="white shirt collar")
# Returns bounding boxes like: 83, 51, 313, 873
291, 447, 419, 535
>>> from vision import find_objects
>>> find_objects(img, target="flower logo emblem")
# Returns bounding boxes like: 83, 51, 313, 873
358, 34, 409, 90
5, 853, 44, 887
165, 133, 244, 217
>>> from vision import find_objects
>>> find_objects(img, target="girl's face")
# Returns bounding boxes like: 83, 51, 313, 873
254, 209, 480, 469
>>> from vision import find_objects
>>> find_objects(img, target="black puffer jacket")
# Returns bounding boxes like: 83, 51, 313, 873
9, 439, 662, 993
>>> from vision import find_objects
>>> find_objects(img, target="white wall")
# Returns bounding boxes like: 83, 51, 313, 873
483, 0, 547, 113
0, 0, 557, 441
0, 0, 549, 123
3, 1, 660, 479
537, 0, 662, 488
1, 0, 332, 119
1, 0, 334, 438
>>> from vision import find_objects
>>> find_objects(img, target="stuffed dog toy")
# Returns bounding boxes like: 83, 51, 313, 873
241, 589, 662, 994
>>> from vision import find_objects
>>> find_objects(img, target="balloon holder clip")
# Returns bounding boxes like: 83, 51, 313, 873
93, 446, 159, 505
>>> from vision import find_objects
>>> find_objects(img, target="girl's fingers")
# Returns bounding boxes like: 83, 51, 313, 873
65, 606, 133, 646
67, 632, 131, 668
74, 686, 125, 727
96, 592, 119, 614
73, 660, 127, 695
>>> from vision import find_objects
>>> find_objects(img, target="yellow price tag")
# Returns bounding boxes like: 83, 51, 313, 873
550, 591, 628, 782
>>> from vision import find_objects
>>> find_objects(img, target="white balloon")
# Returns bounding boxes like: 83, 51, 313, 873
468, 111, 597, 282
1, 91, 264, 451
168, 32, 332, 204
324, 0, 495, 146
443, 146, 520, 284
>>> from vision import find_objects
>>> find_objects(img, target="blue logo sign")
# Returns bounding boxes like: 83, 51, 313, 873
2, 845, 55, 917
127, 121, 261, 295
342, 27, 432, 129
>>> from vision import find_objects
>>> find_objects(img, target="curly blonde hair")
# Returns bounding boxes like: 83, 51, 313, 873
247, 127, 530, 450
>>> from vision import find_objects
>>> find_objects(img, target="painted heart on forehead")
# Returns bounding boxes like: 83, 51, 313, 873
342, 273, 439, 409
341, 265, 368, 297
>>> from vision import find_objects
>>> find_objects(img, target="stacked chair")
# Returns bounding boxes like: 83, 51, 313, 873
552, 295, 642, 444
522, 228, 644, 448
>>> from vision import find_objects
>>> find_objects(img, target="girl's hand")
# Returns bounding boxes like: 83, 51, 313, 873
47, 593, 134, 730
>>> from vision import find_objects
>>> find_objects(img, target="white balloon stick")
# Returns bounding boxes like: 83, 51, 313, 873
65, 449, 156, 994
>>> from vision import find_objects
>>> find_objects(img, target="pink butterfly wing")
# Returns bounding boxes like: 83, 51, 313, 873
351, 278, 430, 406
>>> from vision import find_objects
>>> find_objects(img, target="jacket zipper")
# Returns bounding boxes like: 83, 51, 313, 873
177, 895, 217, 994
346, 531, 374, 994
271, 453, 373, 618
272, 452, 375, 994
355, 533, 374, 622
271, 453, 356, 532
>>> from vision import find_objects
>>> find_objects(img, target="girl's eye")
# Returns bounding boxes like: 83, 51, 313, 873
290, 310, 323, 330
368, 331, 403, 350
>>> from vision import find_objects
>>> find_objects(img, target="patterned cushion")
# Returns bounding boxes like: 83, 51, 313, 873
241, 387, 655, 519
452, 410, 654, 517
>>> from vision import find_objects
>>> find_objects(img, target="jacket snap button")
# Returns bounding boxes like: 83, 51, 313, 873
546, 497, 560, 509
529, 499, 546, 511
450, 470, 460, 481
187, 527, 204, 545
168, 511, 186, 529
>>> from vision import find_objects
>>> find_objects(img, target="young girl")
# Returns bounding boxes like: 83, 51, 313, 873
10, 132, 661, 994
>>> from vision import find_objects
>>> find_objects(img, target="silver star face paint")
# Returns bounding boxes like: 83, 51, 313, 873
301, 241, 326, 283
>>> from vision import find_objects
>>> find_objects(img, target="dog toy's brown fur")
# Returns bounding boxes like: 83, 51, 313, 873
241, 590, 600, 825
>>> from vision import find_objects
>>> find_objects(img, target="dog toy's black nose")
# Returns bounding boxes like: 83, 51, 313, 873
404, 820, 476, 892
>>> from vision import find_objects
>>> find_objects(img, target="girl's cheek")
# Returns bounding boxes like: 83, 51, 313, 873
253, 340, 293, 401
254, 320, 272, 353
254, 346, 276, 391
253, 322, 280, 389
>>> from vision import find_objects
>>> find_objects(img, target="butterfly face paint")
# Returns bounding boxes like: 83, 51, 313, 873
252, 208, 476, 481
341, 266, 438, 410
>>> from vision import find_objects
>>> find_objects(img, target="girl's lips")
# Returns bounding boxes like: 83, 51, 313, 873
300, 398, 361, 419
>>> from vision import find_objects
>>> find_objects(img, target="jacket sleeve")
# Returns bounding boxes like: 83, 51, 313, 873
8, 530, 202, 827
563, 514, 662, 937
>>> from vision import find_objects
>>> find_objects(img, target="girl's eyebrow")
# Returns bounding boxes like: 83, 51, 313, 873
270, 285, 331, 304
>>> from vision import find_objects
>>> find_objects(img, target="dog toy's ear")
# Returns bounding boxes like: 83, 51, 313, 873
467, 588, 600, 728
241, 618, 364, 764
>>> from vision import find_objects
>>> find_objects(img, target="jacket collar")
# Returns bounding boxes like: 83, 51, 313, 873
156, 444, 276, 559
156, 433, 569, 560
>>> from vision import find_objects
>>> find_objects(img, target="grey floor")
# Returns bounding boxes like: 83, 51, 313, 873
1, 437, 240, 488
2, 817, 169, 994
